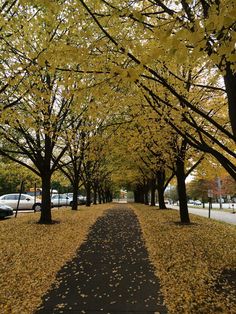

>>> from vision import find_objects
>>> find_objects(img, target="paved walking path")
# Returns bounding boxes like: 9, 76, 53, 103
36, 206, 167, 313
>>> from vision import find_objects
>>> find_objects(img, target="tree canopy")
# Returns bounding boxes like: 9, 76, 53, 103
0, 0, 235, 223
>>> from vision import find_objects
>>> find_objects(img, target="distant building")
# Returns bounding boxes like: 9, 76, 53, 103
120, 189, 127, 200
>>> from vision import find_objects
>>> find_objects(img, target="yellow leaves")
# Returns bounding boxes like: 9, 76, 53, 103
37, 44, 90, 71
0, 205, 109, 313
130, 10, 145, 23
228, 54, 236, 63
133, 204, 236, 313
110, 65, 142, 83
223, 15, 235, 27
20, 0, 60, 14
121, 68, 140, 82
205, 4, 235, 34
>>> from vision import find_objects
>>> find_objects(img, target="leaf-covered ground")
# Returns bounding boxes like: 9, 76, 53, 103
0, 205, 109, 313
132, 204, 236, 314
36, 207, 167, 313
1, 203, 236, 314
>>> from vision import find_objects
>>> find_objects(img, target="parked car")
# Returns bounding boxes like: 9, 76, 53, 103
0, 194, 42, 211
193, 200, 202, 205
66, 193, 87, 205
188, 200, 195, 204
51, 194, 73, 207
78, 195, 86, 205
0, 203, 14, 219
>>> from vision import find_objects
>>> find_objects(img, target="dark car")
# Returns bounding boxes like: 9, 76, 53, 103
0, 203, 14, 219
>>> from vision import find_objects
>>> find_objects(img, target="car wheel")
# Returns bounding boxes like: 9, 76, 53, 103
33, 203, 42, 212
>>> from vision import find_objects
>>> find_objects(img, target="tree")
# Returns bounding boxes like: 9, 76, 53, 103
187, 178, 213, 204
74, 0, 236, 179
0, 66, 77, 223
1, 0, 235, 226
188, 158, 236, 202
57, 114, 88, 210
80, 122, 114, 206
0, 158, 40, 195
0, 2, 97, 222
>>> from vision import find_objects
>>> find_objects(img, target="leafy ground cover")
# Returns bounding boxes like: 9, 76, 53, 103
0, 204, 109, 313
132, 204, 236, 314
1, 203, 236, 314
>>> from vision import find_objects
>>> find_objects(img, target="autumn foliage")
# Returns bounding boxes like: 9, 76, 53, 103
0, 1, 235, 222
133, 204, 236, 313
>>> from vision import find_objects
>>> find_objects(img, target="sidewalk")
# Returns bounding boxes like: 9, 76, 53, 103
36, 206, 167, 313
169, 205, 236, 225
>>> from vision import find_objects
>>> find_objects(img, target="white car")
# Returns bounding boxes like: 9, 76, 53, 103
51, 194, 73, 207
0, 194, 42, 211
193, 200, 202, 205
188, 200, 195, 204
66, 193, 86, 205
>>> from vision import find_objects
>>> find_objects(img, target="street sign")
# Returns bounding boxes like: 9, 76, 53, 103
208, 190, 213, 198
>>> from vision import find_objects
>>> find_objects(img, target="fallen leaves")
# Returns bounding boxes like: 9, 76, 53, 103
132, 204, 236, 314
0, 205, 108, 313
1, 203, 235, 313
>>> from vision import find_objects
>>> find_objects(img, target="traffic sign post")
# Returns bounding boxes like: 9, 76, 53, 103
15, 181, 24, 218
208, 190, 213, 218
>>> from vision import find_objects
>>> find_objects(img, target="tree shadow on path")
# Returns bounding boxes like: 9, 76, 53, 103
36, 206, 167, 313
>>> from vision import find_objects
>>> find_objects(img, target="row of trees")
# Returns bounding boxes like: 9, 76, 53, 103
106, 103, 206, 223
0, 0, 235, 223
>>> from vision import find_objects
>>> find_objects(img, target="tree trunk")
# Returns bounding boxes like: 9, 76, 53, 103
139, 186, 145, 203
224, 63, 236, 138
134, 190, 138, 202
150, 178, 156, 206
93, 181, 98, 205
176, 157, 190, 223
71, 175, 79, 210
108, 190, 113, 202
144, 191, 149, 205
143, 181, 149, 205
39, 171, 52, 224
105, 189, 110, 203
102, 188, 106, 203
86, 181, 91, 207
156, 170, 167, 209
134, 185, 145, 203
98, 186, 102, 204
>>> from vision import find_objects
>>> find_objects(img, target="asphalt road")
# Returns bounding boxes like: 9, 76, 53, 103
169, 205, 236, 225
